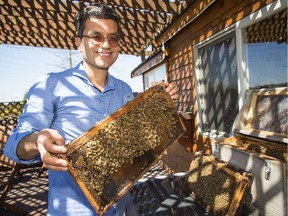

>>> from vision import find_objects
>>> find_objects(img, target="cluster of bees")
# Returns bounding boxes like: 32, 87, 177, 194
220, 137, 287, 162
239, 139, 287, 162
65, 86, 184, 207
186, 154, 239, 215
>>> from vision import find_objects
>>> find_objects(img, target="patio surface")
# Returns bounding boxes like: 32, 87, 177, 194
0, 160, 172, 215
0, 166, 48, 215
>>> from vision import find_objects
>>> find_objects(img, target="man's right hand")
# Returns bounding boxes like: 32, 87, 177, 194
17, 129, 68, 171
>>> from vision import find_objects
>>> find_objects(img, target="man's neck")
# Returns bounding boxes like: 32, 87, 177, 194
83, 62, 108, 92
90, 75, 107, 92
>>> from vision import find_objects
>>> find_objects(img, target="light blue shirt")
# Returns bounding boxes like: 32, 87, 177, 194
4, 62, 134, 215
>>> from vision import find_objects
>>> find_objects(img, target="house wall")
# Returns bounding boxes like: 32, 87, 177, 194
161, 0, 277, 172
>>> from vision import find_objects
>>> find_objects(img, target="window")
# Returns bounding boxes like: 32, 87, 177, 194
242, 9, 287, 89
195, 33, 239, 136
143, 64, 167, 90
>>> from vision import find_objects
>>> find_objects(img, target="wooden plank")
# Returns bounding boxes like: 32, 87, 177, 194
245, 94, 258, 129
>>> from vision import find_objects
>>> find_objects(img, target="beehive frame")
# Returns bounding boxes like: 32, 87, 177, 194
185, 153, 253, 216
58, 83, 186, 215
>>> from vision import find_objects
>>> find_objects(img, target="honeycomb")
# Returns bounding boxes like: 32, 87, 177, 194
185, 153, 252, 216
59, 83, 186, 215
220, 136, 288, 162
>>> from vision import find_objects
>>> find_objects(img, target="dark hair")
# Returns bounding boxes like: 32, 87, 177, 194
75, 3, 120, 37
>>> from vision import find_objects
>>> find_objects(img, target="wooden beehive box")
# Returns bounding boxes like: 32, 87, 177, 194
56, 83, 186, 215
213, 87, 287, 215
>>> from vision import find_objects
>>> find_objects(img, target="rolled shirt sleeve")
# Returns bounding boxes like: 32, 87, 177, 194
4, 74, 55, 165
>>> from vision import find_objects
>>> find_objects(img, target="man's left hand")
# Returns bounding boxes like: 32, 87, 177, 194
164, 81, 179, 101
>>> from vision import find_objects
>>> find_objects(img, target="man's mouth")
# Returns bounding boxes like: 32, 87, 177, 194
97, 52, 111, 57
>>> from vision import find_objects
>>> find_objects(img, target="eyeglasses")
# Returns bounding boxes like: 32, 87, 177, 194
80, 34, 120, 47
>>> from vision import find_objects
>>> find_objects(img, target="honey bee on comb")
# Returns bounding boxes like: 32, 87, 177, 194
56, 82, 186, 215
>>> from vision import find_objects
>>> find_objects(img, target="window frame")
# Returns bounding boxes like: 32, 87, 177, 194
194, 27, 236, 139
235, 0, 286, 107
143, 63, 167, 90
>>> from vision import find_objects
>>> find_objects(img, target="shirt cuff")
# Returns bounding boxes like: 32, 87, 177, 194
4, 128, 42, 165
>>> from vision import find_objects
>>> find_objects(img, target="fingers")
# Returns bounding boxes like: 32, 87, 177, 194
37, 129, 68, 171
39, 129, 65, 147
38, 142, 68, 171
164, 81, 179, 101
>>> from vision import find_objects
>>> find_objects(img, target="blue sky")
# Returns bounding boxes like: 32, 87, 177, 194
0, 45, 143, 102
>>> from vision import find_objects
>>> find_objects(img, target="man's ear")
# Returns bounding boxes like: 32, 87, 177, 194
75, 37, 82, 51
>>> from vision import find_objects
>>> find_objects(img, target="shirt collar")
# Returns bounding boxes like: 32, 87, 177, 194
72, 62, 116, 92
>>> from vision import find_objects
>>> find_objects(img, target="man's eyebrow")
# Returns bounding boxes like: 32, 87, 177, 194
87, 31, 101, 35
88, 31, 119, 36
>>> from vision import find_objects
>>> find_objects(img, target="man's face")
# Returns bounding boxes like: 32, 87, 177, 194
76, 18, 120, 71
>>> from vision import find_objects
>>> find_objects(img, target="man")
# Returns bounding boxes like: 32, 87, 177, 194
4, 3, 179, 215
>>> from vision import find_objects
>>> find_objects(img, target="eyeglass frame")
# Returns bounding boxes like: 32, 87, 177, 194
78, 33, 120, 47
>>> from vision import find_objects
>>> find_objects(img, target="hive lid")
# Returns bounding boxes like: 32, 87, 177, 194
232, 86, 287, 143
56, 82, 186, 215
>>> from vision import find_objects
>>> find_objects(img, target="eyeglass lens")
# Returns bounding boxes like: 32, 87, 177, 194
83, 34, 119, 47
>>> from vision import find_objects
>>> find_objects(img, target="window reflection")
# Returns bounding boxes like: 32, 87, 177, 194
244, 9, 287, 89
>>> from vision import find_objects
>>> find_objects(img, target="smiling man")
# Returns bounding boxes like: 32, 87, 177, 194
4, 3, 179, 215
